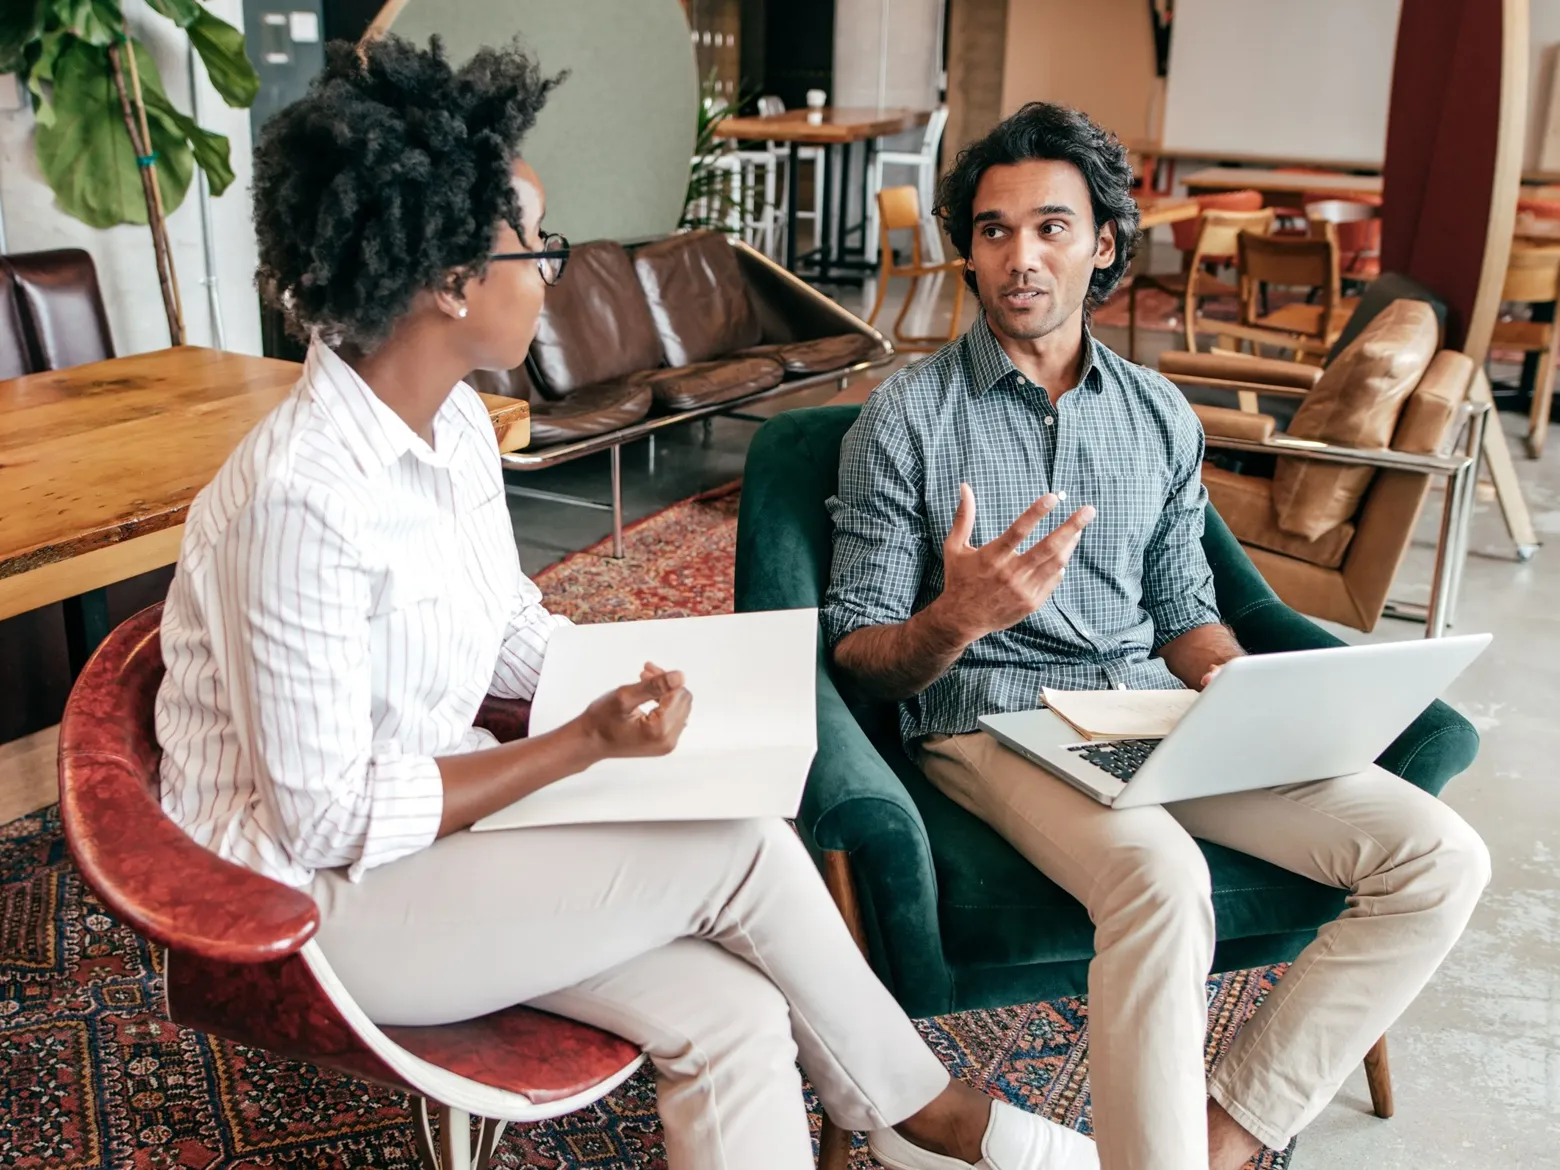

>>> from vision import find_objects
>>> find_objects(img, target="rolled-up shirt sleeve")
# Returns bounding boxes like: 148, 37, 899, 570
822, 391, 931, 647
488, 571, 571, 701
212, 483, 443, 881
1142, 402, 1221, 647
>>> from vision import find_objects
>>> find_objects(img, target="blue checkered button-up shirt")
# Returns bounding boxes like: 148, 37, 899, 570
823, 314, 1220, 745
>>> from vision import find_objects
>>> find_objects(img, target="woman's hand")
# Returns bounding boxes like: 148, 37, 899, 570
577, 662, 693, 758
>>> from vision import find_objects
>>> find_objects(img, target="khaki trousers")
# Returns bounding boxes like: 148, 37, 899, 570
309, 818, 949, 1170
919, 732, 1490, 1170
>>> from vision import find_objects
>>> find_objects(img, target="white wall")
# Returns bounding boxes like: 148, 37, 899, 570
1000, 0, 1160, 145
833, 0, 943, 113
0, 0, 261, 358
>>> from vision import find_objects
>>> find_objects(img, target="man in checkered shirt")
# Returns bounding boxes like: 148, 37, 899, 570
823, 104, 1488, 1170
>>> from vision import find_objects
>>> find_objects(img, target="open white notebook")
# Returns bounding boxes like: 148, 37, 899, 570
473, 609, 819, 831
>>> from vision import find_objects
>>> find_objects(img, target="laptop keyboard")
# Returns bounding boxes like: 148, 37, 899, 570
1067, 738, 1159, 783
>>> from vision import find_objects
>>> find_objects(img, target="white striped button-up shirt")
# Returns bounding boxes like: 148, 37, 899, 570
155, 340, 564, 888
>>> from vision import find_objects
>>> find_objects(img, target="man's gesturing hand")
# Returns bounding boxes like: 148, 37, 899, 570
932, 483, 1095, 644
578, 662, 693, 758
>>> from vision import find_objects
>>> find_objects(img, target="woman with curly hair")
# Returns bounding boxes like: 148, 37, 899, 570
152, 33, 1095, 1170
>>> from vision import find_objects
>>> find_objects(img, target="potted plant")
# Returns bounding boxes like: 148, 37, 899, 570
0, 0, 259, 345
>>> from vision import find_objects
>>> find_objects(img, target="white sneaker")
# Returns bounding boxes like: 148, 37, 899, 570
867, 1099, 1099, 1170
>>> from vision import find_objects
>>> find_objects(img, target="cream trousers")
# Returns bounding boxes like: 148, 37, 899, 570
919, 732, 1490, 1170
309, 818, 950, 1170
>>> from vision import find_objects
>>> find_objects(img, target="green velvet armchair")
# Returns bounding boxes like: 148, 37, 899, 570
733, 405, 1479, 1150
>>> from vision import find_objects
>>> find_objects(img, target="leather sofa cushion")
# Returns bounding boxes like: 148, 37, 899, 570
527, 380, 653, 448
1205, 464, 1355, 569
465, 362, 539, 403
1272, 299, 1438, 540
530, 241, 665, 397
734, 333, 880, 375
642, 356, 783, 411
633, 230, 763, 366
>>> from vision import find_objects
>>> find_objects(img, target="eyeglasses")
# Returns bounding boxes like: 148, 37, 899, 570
491, 233, 570, 286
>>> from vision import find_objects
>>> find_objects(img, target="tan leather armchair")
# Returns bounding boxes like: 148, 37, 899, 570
1162, 347, 1486, 635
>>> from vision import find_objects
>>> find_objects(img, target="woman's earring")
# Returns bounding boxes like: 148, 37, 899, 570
457, 305, 468, 318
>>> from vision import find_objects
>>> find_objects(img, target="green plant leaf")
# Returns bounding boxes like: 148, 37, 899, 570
143, 0, 201, 27
141, 78, 233, 196
34, 37, 193, 229
186, 8, 257, 108
0, 0, 46, 74
25, 28, 72, 128
48, 0, 123, 48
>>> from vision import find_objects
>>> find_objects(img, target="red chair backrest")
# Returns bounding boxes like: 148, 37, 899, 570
1173, 189, 1265, 253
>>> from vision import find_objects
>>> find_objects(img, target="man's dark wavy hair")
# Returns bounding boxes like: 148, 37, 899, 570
934, 102, 1141, 311
252, 34, 564, 348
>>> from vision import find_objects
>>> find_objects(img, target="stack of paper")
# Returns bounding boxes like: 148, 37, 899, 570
473, 609, 818, 831
1040, 687, 1198, 742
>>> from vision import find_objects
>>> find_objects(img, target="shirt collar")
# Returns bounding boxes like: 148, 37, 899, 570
964, 311, 1105, 397
305, 338, 465, 472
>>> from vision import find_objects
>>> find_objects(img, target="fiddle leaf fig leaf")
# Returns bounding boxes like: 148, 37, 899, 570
34, 37, 193, 229
49, 0, 123, 48
143, 0, 201, 27
187, 8, 257, 108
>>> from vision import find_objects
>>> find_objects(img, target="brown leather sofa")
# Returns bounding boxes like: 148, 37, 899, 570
470, 229, 890, 553
1161, 298, 1482, 634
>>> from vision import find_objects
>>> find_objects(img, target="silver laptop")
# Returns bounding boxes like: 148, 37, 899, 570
977, 634, 1491, 809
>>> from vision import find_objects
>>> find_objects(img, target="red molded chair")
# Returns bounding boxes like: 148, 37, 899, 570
57, 603, 643, 1170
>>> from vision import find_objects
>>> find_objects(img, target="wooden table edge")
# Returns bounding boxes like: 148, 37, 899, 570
0, 526, 185, 623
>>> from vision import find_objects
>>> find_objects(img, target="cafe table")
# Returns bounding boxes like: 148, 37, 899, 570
712, 106, 931, 281
0, 346, 530, 672
1180, 166, 1382, 206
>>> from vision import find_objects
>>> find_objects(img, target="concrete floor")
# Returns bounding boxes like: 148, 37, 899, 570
505, 258, 1559, 1169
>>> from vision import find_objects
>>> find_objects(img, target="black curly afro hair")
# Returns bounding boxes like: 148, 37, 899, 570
252, 34, 563, 348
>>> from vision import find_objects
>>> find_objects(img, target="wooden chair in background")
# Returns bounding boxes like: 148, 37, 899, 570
1172, 208, 1277, 354
1490, 244, 1560, 458
866, 185, 966, 353
1197, 230, 1346, 364
1306, 199, 1383, 285
1128, 190, 1266, 359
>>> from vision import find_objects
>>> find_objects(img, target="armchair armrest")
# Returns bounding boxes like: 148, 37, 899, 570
1203, 432, 1471, 475
1160, 350, 1325, 392
1192, 403, 1276, 442
800, 662, 950, 1003
58, 754, 319, 964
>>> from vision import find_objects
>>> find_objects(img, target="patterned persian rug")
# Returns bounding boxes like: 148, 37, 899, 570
0, 483, 1294, 1169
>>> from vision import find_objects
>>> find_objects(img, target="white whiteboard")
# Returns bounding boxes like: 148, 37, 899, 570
1161, 0, 1402, 166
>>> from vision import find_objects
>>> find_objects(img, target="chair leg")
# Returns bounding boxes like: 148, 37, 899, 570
412, 1099, 498, 1170
866, 258, 892, 327
609, 444, 624, 559
819, 1115, 854, 1170
1527, 338, 1557, 458
819, 851, 869, 1168
1363, 1034, 1394, 1119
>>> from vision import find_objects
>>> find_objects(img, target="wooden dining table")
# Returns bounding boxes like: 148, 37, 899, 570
0, 346, 530, 671
1138, 197, 1200, 230
1181, 166, 1383, 206
712, 106, 932, 279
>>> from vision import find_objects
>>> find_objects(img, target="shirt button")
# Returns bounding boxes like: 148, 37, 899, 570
1116, 683, 1128, 691
1015, 375, 1027, 385
1056, 490, 1067, 501
1043, 416, 1055, 427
